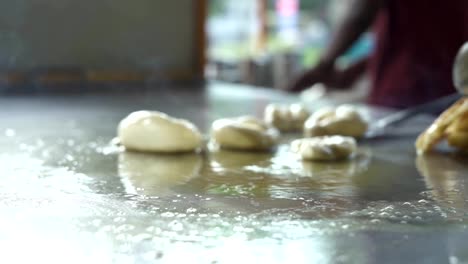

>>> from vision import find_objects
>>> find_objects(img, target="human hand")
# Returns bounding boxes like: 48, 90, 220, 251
287, 57, 367, 92
286, 61, 335, 92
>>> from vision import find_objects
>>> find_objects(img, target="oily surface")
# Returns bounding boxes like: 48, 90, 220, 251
0, 82, 468, 264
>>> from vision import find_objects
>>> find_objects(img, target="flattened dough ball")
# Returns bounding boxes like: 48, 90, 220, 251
118, 110, 203, 153
264, 103, 310, 132
304, 105, 368, 138
291, 136, 357, 161
211, 116, 279, 151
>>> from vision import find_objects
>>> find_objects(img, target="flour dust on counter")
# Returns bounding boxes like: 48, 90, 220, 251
0, 84, 468, 263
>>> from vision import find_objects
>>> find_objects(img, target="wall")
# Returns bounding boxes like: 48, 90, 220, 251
0, 0, 198, 76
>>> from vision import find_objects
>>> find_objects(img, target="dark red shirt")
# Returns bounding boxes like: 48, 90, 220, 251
368, 0, 468, 108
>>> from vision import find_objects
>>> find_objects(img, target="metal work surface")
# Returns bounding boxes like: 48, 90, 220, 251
0, 82, 467, 264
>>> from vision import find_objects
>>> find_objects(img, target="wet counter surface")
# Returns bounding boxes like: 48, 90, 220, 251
0, 82, 467, 264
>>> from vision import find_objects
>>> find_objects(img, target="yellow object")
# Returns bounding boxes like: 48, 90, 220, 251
416, 97, 468, 154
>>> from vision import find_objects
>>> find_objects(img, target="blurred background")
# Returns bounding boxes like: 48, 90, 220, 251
206, 0, 373, 89
0, 0, 373, 95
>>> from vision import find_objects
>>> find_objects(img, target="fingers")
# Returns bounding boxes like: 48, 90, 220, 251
287, 73, 315, 92
287, 68, 326, 92
285, 62, 335, 92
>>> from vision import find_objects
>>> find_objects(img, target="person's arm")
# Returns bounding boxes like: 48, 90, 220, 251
287, 0, 384, 92
328, 56, 369, 89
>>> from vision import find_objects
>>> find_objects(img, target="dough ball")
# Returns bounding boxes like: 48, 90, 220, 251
118, 152, 202, 196
291, 136, 357, 161
264, 103, 310, 132
211, 116, 279, 151
304, 105, 368, 138
118, 110, 203, 153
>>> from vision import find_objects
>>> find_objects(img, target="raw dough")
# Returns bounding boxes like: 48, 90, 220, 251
211, 116, 279, 151
264, 103, 310, 132
304, 105, 368, 138
291, 136, 357, 161
118, 110, 202, 153
119, 152, 202, 196
416, 97, 468, 154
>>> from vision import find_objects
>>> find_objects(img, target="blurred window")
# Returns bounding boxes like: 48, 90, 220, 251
206, 0, 373, 87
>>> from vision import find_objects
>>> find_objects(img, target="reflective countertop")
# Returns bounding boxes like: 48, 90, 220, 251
0, 82, 467, 264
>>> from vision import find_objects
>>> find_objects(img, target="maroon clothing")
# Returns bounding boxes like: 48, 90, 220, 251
367, 0, 468, 108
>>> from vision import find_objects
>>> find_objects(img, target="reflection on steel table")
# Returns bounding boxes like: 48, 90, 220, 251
0, 83, 467, 264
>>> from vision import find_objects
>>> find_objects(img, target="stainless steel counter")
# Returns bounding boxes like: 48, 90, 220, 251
0, 82, 467, 264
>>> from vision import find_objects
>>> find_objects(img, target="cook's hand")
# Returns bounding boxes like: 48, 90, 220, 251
287, 62, 334, 92
287, 57, 367, 92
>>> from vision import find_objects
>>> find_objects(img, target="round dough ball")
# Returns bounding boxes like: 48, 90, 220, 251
290, 104, 311, 126
264, 104, 291, 131
118, 110, 203, 153
264, 103, 310, 132
304, 105, 368, 138
211, 116, 279, 151
291, 136, 357, 161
